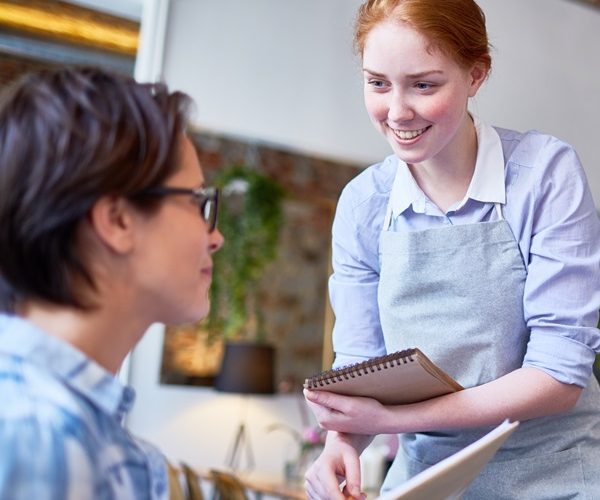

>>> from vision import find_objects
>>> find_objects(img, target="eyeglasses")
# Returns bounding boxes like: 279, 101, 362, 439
136, 186, 219, 233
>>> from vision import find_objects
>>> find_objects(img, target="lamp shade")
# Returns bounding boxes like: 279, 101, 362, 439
214, 342, 275, 394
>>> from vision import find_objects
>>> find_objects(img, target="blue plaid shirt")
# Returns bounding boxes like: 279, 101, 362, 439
0, 313, 168, 500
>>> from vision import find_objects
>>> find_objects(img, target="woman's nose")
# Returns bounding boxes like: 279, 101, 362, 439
209, 228, 225, 253
387, 90, 415, 123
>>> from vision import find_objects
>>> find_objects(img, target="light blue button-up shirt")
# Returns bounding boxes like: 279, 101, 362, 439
0, 313, 168, 500
329, 118, 600, 387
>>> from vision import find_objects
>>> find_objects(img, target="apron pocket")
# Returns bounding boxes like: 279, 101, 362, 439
466, 445, 586, 500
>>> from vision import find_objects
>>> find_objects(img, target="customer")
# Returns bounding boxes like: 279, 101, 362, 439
0, 67, 223, 498
303, 0, 600, 498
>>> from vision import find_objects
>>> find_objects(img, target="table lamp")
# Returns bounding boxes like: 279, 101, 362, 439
214, 342, 275, 471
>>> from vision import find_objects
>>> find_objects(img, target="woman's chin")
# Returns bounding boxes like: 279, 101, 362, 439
188, 305, 210, 324
166, 303, 210, 327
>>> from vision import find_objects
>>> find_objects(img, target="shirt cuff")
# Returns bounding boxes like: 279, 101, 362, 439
523, 328, 598, 387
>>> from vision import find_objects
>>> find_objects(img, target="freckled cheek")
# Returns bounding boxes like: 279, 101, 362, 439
422, 91, 469, 125
364, 93, 389, 123
416, 98, 454, 124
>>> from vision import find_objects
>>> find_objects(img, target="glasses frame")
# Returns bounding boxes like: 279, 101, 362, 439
136, 185, 220, 233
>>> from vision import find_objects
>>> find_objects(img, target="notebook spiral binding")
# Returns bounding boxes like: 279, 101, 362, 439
305, 348, 417, 389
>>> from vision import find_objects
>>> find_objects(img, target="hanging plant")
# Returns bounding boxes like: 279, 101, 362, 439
207, 165, 284, 343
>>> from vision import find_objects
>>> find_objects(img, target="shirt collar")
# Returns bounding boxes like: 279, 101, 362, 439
0, 313, 135, 421
466, 116, 506, 206
390, 115, 506, 217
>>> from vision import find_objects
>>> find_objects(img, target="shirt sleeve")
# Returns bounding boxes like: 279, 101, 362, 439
0, 417, 95, 500
329, 183, 387, 369
519, 136, 600, 387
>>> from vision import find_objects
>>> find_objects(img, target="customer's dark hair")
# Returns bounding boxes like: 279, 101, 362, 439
0, 66, 192, 312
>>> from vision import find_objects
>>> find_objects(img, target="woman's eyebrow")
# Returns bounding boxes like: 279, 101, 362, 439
362, 67, 386, 77
363, 68, 444, 79
405, 70, 444, 78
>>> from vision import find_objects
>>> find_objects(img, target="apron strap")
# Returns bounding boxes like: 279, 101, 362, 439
494, 202, 504, 220
383, 201, 394, 232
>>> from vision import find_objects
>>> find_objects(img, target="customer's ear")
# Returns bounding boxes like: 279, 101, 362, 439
88, 195, 135, 254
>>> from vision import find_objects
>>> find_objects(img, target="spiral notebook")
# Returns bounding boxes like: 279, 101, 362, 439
304, 348, 463, 405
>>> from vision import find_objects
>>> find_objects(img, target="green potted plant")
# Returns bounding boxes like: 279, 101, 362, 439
207, 165, 284, 344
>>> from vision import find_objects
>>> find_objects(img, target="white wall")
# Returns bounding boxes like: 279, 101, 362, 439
127, 0, 600, 477
158, 0, 600, 203
161, 0, 374, 164
474, 0, 600, 203
67, 0, 142, 20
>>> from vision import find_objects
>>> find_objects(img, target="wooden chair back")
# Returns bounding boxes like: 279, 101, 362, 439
166, 461, 186, 500
181, 462, 205, 500
210, 469, 249, 500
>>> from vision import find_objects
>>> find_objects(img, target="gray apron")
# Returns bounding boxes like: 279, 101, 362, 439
377, 185, 600, 499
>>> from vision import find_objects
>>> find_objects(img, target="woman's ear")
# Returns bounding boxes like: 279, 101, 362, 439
88, 195, 135, 254
468, 61, 489, 97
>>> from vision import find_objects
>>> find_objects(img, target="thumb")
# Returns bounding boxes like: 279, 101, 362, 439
304, 388, 329, 407
304, 388, 341, 411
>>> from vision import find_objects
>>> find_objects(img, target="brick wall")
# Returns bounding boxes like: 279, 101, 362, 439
161, 129, 364, 389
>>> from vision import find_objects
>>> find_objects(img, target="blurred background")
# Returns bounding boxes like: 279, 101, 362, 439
1, 0, 598, 495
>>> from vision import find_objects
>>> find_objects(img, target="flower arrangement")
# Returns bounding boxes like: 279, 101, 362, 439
266, 396, 326, 479
267, 422, 326, 480
267, 423, 326, 456
300, 426, 327, 453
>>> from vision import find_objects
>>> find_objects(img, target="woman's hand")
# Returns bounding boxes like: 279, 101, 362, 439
303, 388, 391, 435
307, 367, 583, 437
304, 431, 369, 500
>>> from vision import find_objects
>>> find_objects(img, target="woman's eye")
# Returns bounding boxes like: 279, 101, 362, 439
367, 79, 387, 89
416, 82, 433, 90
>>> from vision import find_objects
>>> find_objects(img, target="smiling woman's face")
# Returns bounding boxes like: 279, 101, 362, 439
362, 20, 486, 168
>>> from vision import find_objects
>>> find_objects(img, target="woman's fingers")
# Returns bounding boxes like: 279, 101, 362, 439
304, 442, 363, 500
305, 456, 347, 500
340, 447, 363, 499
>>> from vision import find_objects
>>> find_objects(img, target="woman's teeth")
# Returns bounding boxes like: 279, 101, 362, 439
393, 127, 428, 140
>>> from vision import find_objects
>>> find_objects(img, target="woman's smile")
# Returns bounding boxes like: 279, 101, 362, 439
389, 125, 431, 141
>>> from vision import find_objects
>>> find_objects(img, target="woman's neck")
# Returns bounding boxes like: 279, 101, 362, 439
408, 115, 478, 213
17, 299, 147, 375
